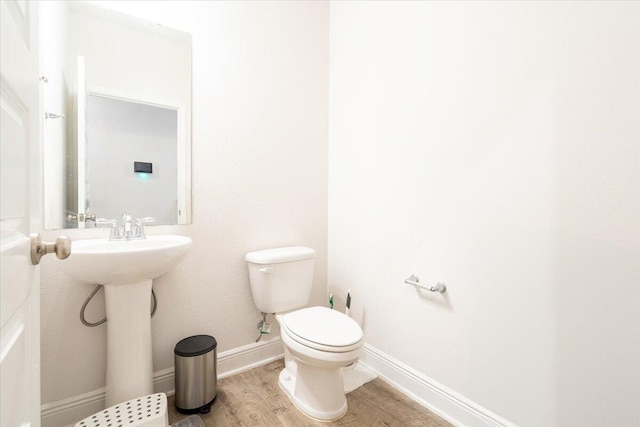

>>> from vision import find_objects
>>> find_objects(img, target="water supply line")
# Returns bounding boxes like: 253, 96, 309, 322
80, 284, 157, 327
255, 312, 271, 342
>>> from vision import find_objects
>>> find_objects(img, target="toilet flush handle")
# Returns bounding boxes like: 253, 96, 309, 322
259, 267, 273, 274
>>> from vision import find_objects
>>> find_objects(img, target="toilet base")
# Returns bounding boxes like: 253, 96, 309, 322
278, 365, 348, 421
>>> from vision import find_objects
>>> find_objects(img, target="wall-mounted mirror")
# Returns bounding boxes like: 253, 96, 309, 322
42, 1, 191, 229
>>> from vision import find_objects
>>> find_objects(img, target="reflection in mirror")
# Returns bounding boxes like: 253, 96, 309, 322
42, 1, 191, 230
87, 95, 179, 224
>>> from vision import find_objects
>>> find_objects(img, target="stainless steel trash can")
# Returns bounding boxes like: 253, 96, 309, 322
174, 335, 217, 414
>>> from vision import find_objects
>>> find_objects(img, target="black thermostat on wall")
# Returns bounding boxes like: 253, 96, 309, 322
134, 161, 153, 174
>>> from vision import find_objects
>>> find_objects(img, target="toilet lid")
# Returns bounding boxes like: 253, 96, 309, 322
282, 306, 363, 348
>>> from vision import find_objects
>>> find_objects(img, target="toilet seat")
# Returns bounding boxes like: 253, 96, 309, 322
281, 306, 364, 353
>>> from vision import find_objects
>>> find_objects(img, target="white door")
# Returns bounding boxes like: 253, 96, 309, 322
1, 1, 42, 427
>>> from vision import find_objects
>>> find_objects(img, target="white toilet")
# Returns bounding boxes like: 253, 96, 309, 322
245, 246, 364, 421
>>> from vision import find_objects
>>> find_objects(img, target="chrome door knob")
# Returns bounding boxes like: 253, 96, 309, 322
30, 233, 71, 265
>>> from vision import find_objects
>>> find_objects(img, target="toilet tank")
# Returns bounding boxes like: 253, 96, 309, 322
245, 247, 315, 314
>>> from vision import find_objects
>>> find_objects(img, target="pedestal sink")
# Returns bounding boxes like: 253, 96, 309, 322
57, 235, 192, 407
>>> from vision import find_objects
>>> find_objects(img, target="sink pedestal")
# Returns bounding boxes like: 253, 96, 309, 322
104, 279, 154, 407
55, 235, 192, 408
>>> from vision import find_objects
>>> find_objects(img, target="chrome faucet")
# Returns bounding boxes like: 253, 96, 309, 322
96, 213, 155, 241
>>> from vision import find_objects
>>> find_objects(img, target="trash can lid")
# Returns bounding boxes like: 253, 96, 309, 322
174, 335, 217, 357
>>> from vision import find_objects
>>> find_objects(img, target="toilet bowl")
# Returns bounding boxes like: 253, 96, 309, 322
245, 246, 365, 421
276, 306, 364, 421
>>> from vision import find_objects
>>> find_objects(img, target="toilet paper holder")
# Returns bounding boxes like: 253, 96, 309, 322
404, 275, 446, 293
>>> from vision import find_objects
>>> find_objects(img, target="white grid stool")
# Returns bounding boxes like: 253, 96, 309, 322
74, 393, 168, 427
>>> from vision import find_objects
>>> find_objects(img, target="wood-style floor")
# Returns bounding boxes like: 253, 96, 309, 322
167, 359, 451, 427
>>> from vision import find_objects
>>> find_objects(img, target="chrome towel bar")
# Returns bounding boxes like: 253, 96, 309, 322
404, 275, 446, 293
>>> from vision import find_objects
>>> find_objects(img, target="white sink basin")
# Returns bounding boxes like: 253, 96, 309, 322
59, 235, 192, 285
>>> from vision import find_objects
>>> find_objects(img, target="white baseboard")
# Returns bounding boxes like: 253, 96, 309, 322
41, 338, 283, 427
359, 343, 517, 427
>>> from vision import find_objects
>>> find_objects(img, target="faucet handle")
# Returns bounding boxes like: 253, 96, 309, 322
96, 218, 116, 226
135, 217, 156, 224
96, 218, 120, 240
134, 217, 155, 239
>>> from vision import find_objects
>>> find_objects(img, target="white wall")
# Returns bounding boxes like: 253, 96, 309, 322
40, 0, 328, 408
328, 2, 639, 426
86, 95, 178, 224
